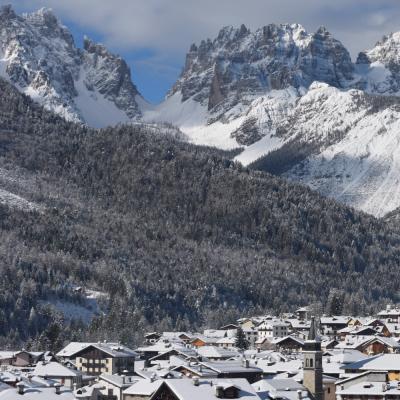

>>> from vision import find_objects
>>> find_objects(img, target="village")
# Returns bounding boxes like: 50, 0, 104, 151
1, 306, 400, 399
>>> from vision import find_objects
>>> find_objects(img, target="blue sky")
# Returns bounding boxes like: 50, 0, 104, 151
3, 0, 400, 103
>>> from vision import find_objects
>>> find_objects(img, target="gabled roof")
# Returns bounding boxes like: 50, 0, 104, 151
200, 360, 263, 374
273, 336, 304, 346
197, 346, 239, 359
123, 378, 163, 395
153, 378, 261, 400
343, 354, 400, 371
57, 342, 137, 358
99, 373, 137, 388
33, 362, 78, 378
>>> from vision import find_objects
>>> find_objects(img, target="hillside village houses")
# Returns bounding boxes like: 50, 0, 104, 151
2, 305, 400, 399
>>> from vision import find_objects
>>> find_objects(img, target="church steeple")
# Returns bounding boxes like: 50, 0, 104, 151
303, 316, 324, 400
308, 316, 317, 340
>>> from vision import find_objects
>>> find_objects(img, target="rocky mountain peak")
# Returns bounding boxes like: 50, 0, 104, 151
82, 36, 141, 120
0, 6, 142, 125
169, 22, 354, 117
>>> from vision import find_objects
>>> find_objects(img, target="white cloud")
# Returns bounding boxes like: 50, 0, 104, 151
7, 0, 400, 57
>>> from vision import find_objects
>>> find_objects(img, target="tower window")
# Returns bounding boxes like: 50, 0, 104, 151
310, 359, 313, 367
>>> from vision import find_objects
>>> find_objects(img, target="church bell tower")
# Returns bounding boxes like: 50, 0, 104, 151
303, 316, 324, 400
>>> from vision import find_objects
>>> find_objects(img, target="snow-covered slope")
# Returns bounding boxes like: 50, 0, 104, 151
142, 25, 400, 217
0, 5, 142, 126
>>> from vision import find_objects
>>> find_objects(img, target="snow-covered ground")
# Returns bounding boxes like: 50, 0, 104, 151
39, 288, 107, 324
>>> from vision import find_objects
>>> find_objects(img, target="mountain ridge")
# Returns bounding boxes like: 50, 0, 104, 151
3, 6, 400, 216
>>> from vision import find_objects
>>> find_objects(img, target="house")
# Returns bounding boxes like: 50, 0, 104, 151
33, 361, 83, 389
377, 305, 400, 323
337, 325, 381, 339
144, 333, 161, 345
359, 337, 400, 355
198, 360, 263, 383
98, 373, 137, 400
197, 346, 239, 361
0, 350, 44, 367
252, 378, 310, 399
57, 342, 137, 376
273, 336, 304, 352
136, 341, 193, 361
243, 328, 259, 346
322, 350, 369, 378
191, 336, 220, 348
257, 320, 289, 339
319, 316, 350, 336
288, 319, 311, 336
150, 378, 261, 400
239, 319, 256, 329
296, 307, 310, 321
123, 377, 163, 400
147, 348, 197, 365
216, 337, 237, 349
254, 337, 274, 351
335, 371, 399, 400
342, 354, 400, 380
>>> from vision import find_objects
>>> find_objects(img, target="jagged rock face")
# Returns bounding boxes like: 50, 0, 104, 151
0, 5, 142, 125
0, 6, 80, 120
82, 38, 141, 119
355, 32, 400, 95
169, 24, 354, 113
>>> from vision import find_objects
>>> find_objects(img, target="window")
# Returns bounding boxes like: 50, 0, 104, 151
310, 359, 313, 368
327, 388, 331, 394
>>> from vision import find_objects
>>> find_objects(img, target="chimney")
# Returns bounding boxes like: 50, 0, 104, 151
245, 359, 250, 368
17, 382, 24, 395
297, 390, 302, 399
54, 383, 61, 395
215, 385, 223, 398
193, 376, 199, 386
150, 373, 157, 383
121, 374, 126, 384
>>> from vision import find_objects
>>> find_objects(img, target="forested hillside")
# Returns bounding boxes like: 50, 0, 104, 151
0, 78, 400, 350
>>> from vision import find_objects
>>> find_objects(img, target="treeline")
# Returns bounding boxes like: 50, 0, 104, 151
0, 78, 399, 349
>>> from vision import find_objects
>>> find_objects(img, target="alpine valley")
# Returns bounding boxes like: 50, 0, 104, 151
2, 5, 400, 348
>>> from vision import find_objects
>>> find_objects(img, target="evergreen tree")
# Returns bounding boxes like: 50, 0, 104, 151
235, 327, 249, 350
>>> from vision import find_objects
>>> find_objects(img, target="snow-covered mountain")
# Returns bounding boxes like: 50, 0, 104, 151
142, 24, 400, 217
0, 5, 142, 126
3, 5, 400, 217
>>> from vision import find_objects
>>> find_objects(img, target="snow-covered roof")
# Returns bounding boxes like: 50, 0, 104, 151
56, 341, 137, 358
0, 352, 15, 360
273, 336, 304, 346
320, 316, 351, 325
99, 373, 137, 388
33, 361, 78, 378
201, 360, 263, 374
157, 378, 261, 400
123, 378, 163, 395
197, 346, 239, 359
344, 354, 400, 371
252, 378, 311, 399
337, 380, 400, 396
